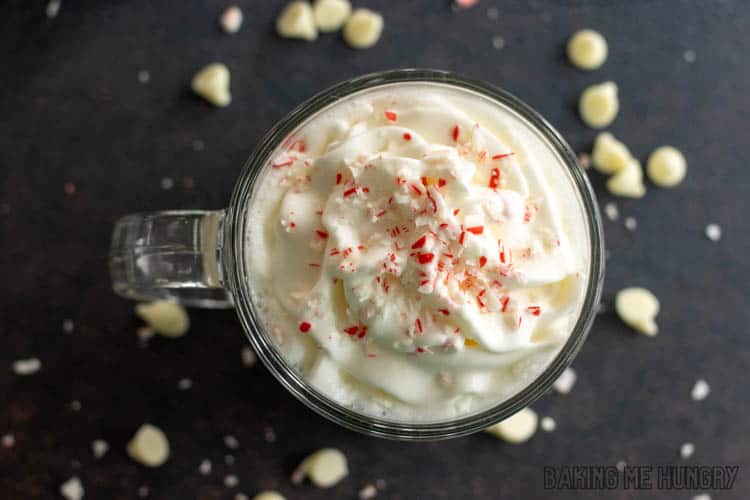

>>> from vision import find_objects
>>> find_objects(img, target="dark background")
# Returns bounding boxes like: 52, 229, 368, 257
1, 1, 748, 499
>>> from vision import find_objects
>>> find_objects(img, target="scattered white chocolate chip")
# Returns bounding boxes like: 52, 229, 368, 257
199, 459, 212, 475
127, 424, 170, 467
680, 442, 695, 459
12, 357, 41, 376
292, 448, 349, 488
579, 81, 619, 128
359, 484, 377, 499
60, 477, 84, 500
177, 378, 192, 390
607, 158, 646, 198
485, 407, 538, 443
567, 29, 608, 70
691, 379, 710, 401
604, 202, 619, 221
220, 6, 243, 34
62, 319, 74, 333
705, 223, 721, 242
191, 63, 231, 108
343, 9, 383, 49
276, 1, 318, 41
241, 346, 257, 367
224, 474, 239, 488
313, 0, 351, 32
224, 435, 239, 449
615, 287, 659, 336
2, 433, 15, 448
624, 216, 637, 231
592, 132, 631, 174
135, 301, 189, 338
540, 416, 557, 432
553, 367, 577, 395
253, 492, 285, 500
92, 439, 109, 459
46, 0, 61, 19
647, 146, 687, 187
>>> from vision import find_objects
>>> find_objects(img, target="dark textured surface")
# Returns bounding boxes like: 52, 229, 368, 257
1, 1, 749, 498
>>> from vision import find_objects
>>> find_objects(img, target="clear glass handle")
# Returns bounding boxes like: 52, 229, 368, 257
109, 210, 232, 308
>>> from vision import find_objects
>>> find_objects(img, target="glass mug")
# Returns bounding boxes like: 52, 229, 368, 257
110, 69, 604, 441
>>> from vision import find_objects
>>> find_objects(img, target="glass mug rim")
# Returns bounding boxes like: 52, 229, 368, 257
219, 69, 604, 440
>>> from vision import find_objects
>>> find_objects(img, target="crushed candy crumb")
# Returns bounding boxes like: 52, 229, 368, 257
624, 216, 637, 231
199, 459, 212, 475
680, 442, 695, 459
691, 379, 710, 401
2, 434, 15, 448
224, 435, 239, 449
92, 439, 109, 459
137, 70, 151, 84
178, 378, 192, 390
553, 367, 577, 395
60, 477, 84, 500
241, 347, 257, 367
704, 223, 721, 242
604, 202, 619, 221
224, 474, 239, 488
359, 483, 378, 499
12, 358, 41, 376
62, 319, 74, 333
540, 416, 556, 432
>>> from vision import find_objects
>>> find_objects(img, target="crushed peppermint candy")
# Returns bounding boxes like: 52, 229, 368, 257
577, 152, 591, 169
624, 216, 637, 231
704, 223, 721, 242
616, 460, 627, 472
199, 459, 212, 475
46, 0, 61, 19
604, 202, 619, 221
540, 416, 557, 432
234, 494, 249, 500
177, 378, 193, 390
683, 50, 696, 63
92, 439, 109, 458
62, 319, 75, 333
60, 477, 84, 500
137, 70, 151, 84
691, 379, 710, 401
692, 495, 711, 500
263, 426, 277, 443
491, 36, 505, 50
224, 474, 239, 488
225, 454, 235, 465
70, 400, 82, 411
359, 483, 378, 499
224, 435, 239, 449
680, 442, 695, 459
137, 485, 150, 498
160, 177, 175, 190
2, 434, 15, 448
241, 346, 257, 367
12, 358, 41, 376
553, 367, 577, 395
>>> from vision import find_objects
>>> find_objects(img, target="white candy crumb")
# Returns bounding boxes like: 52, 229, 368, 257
177, 378, 192, 390
70, 400, 82, 411
491, 36, 505, 50
375, 479, 387, 489
487, 7, 499, 20
624, 216, 637, 231
224, 474, 239, 488
46, 0, 61, 19
224, 435, 239, 449
199, 459, 212, 475
359, 483, 378, 499
62, 319, 74, 333
454, 0, 479, 8
577, 152, 591, 169
60, 477, 84, 500
192, 139, 205, 151
693, 495, 711, 500
220, 6, 244, 34
71, 460, 81, 469
235, 494, 249, 500
241, 347, 257, 367
137, 485, 149, 498
92, 439, 109, 459
616, 460, 627, 472
604, 202, 619, 221
553, 367, 577, 395
225, 454, 235, 465
137, 70, 151, 84
683, 50, 696, 63
2, 434, 15, 448
705, 224, 721, 242
160, 177, 174, 190
540, 416, 557, 432
691, 379, 710, 401
12, 358, 41, 376
680, 442, 695, 459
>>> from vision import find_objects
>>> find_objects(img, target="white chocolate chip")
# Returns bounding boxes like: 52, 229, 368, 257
135, 301, 190, 337
647, 146, 687, 187
343, 9, 383, 49
680, 442, 695, 459
592, 132, 631, 174
607, 158, 646, 198
60, 477, 84, 500
12, 357, 41, 375
220, 6, 243, 34
92, 439, 109, 459
276, 1, 318, 41
691, 379, 710, 401
485, 407, 538, 443
705, 223, 721, 242
292, 448, 349, 488
313, 0, 351, 32
615, 287, 659, 336
567, 29, 608, 70
253, 492, 285, 500
127, 424, 170, 467
579, 81, 619, 128
553, 367, 577, 394
191, 63, 231, 107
